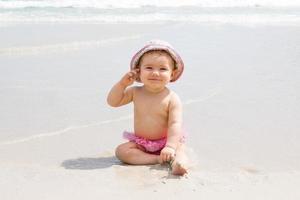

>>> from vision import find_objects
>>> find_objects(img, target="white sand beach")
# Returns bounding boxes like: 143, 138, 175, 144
1, 2, 300, 199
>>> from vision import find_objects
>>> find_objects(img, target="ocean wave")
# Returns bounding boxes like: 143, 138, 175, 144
1, 12, 299, 27
0, 4, 299, 26
1, 0, 300, 9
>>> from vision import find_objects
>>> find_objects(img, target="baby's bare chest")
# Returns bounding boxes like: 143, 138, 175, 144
133, 92, 170, 118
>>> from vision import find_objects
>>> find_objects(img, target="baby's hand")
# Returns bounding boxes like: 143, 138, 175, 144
160, 146, 176, 163
119, 69, 139, 87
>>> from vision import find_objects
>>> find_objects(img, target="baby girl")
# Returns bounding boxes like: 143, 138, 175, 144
107, 40, 188, 175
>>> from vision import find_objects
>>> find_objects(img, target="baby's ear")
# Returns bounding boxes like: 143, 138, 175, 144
171, 69, 178, 80
134, 67, 141, 82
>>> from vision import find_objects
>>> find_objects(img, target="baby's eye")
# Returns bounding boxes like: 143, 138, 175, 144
160, 67, 168, 71
145, 66, 153, 70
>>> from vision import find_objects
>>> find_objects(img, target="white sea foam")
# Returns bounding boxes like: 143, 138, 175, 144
0, 0, 299, 26
1, 12, 299, 27
0, 35, 142, 56
0, 0, 300, 9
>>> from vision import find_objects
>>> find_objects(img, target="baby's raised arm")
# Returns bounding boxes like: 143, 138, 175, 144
106, 70, 138, 107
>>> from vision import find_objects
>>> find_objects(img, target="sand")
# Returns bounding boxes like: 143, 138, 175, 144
0, 22, 300, 199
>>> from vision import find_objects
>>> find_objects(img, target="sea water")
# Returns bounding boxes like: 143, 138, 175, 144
0, 0, 300, 26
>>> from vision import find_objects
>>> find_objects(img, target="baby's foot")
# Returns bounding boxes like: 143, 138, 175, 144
170, 158, 188, 176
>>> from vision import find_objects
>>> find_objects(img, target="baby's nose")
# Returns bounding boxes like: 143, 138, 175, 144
152, 70, 159, 76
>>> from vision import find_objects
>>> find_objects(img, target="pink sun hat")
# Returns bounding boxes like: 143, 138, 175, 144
130, 40, 184, 82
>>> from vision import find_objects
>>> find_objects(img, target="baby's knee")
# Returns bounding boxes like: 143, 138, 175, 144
115, 143, 132, 161
115, 144, 124, 160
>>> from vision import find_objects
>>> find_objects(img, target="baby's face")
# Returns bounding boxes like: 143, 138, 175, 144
138, 51, 175, 91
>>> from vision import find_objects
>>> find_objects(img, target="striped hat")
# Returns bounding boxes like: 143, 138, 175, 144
130, 40, 184, 82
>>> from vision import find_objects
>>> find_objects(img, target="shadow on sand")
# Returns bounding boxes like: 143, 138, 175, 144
61, 156, 122, 170
61, 156, 185, 179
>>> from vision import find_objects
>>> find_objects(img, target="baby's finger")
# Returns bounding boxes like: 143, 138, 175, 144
133, 73, 140, 81
170, 154, 175, 160
127, 72, 135, 80
167, 154, 172, 162
130, 69, 139, 76
133, 69, 140, 75
128, 71, 134, 77
165, 155, 170, 162
166, 154, 171, 162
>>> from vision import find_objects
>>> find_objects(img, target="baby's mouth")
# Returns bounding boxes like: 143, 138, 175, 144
148, 78, 161, 81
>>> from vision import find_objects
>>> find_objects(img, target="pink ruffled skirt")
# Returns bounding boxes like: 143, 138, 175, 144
123, 131, 167, 154
123, 131, 186, 154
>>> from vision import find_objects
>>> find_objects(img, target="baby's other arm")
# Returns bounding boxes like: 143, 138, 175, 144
160, 92, 183, 162
166, 92, 183, 149
106, 70, 138, 107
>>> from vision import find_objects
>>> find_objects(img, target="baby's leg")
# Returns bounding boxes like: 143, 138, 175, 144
171, 143, 188, 175
115, 142, 160, 165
